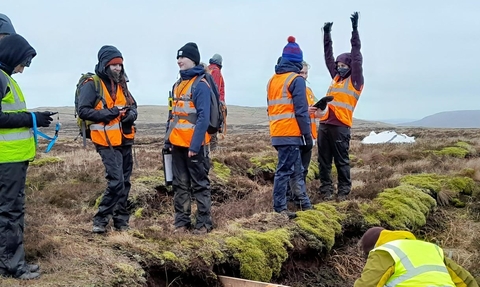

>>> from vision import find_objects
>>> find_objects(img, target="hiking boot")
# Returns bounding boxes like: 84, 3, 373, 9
28, 264, 39, 273
192, 227, 208, 235
173, 226, 189, 234
92, 225, 106, 234
279, 210, 297, 219
322, 193, 335, 201
17, 271, 40, 280
337, 194, 348, 202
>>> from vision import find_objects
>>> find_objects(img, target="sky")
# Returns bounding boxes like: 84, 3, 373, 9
3, 0, 480, 121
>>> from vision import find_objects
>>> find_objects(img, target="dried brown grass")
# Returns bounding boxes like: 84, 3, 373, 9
15, 127, 480, 286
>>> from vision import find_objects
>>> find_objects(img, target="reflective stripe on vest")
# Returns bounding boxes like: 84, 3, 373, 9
89, 82, 134, 147
306, 87, 317, 139
374, 240, 455, 287
320, 75, 361, 127
0, 71, 35, 163
0, 130, 33, 141
167, 77, 210, 148
267, 72, 302, 137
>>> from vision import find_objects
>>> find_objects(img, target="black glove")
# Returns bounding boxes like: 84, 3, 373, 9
103, 107, 120, 123
313, 96, 334, 110
351, 12, 359, 31
164, 140, 172, 151
302, 133, 313, 151
121, 109, 136, 125
323, 22, 333, 33
34, 111, 53, 127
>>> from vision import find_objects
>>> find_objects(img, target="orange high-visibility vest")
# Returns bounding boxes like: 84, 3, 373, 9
168, 77, 211, 148
90, 82, 135, 147
306, 86, 317, 139
267, 72, 302, 137
320, 75, 362, 127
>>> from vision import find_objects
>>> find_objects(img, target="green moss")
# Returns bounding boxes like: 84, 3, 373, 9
306, 161, 319, 182
369, 185, 437, 229
162, 251, 178, 261
225, 228, 292, 282
455, 141, 472, 150
400, 174, 443, 193
134, 208, 144, 218
451, 198, 466, 208
447, 177, 476, 195
94, 194, 103, 209
433, 147, 469, 158
114, 262, 145, 285
349, 154, 364, 167
30, 157, 63, 167
358, 203, 381, 226
212, 160, 231, 181
135, 174, 165, 189
400, 173, 476, 196
249, 156, 277, 173
295, 203, 343, 250
458, 168, 476, 178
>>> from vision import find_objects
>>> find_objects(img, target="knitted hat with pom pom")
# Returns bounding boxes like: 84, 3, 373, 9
282, 36, 303, 63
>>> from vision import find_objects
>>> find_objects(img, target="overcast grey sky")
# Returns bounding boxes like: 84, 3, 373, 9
4, 0, 480, 121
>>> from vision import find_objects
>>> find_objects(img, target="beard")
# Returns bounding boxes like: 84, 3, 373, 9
106, 68, 122, 83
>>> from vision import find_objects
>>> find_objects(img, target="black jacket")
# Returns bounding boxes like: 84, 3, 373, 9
77, 45, 137, 146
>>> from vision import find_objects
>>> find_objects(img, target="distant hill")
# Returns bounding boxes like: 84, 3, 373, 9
30, 105, 391, 129
398, 110, 480, 128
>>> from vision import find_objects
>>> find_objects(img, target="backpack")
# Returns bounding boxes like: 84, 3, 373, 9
191, 73, 227, 135
74, 73, 106, 146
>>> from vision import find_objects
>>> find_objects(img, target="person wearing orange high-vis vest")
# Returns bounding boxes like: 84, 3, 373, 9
164, 42, 213, 235
286, 60, 319, 206
318, 12, 364, 201
78, 46, 138, 234
268, 37, 313, 219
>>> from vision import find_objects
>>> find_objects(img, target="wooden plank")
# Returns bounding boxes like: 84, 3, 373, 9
218, 275, 291, 287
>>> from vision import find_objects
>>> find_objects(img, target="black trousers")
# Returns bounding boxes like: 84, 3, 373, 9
0, 162, 29, 277
172, 145, 212, 230
317, 124, 351, 195
94, 145, 133, 228
286, 147, 312, 202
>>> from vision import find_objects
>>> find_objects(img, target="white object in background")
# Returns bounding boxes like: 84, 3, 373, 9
361, 131, 415, 144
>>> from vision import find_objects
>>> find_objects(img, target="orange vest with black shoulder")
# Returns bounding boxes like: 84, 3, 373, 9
168, 76, 211, 148
89, 82, 135, 147
320, 75, 362, 127
306, 86, 318, 139
267, 72, 302, 137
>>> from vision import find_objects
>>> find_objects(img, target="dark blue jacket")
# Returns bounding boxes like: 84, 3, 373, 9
271, 59, 311, 146
168, 65, 210, 153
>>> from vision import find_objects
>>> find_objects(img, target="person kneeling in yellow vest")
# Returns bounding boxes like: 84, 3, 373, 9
355, 227, 478, 287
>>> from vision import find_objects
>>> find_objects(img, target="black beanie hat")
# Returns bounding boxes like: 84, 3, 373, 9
177, 42, 200, 65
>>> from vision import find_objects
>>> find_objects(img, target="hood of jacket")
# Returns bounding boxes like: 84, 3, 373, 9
0, 14, 15, 35
94, 45, 123, 79
0, 34, 36, 75
275, 58, 302, 74
376, 230, 416, 247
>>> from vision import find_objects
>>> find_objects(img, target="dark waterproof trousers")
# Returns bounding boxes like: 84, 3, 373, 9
286, 146, 312, 205
0, 162, 29, 277
317, 123, 351, 196
94, 145, 133, 229
273, 145, 312, 212
172, 145, 212, 230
